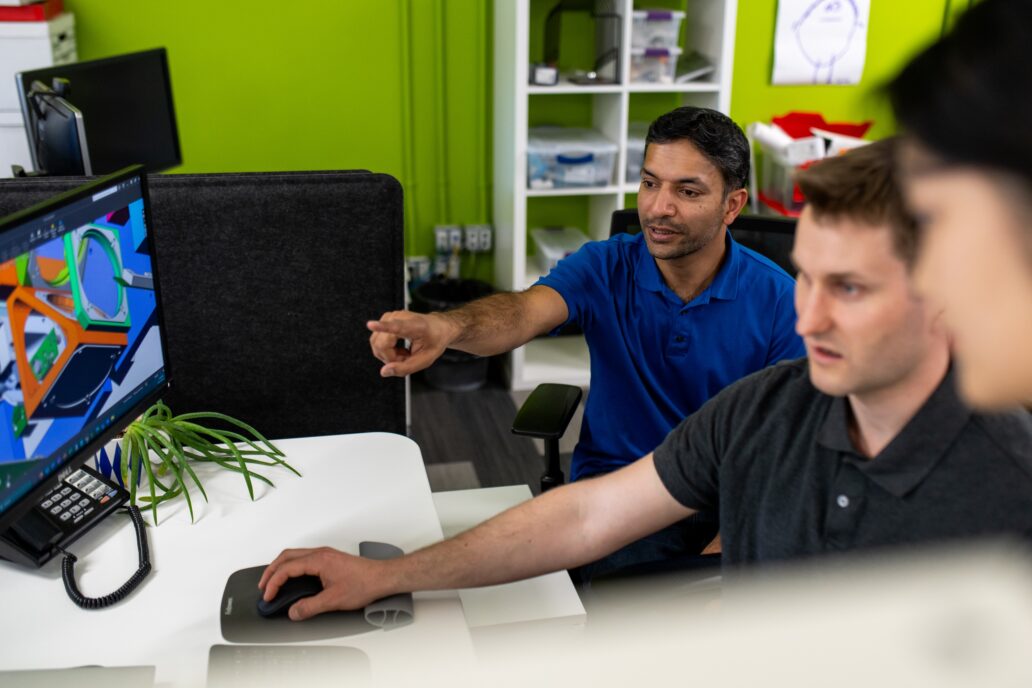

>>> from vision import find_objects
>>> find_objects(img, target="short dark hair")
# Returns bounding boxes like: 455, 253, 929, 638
646, 107, 750, 196
795, 138, 918, 265
889, 0, 1032, 189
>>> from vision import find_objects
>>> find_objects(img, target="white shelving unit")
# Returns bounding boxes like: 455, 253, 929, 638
493, 0, 738, 391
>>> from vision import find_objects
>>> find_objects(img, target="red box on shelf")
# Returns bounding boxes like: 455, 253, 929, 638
0, 0, 64, 22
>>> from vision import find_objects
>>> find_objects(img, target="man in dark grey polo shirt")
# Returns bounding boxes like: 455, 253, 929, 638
259, 139, 1032, 621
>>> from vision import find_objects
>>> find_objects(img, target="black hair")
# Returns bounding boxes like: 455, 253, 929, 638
645, 106, 751, 196
889, 0, 1032, 187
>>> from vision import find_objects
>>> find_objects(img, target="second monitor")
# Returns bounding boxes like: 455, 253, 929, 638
16, 48, 181, 176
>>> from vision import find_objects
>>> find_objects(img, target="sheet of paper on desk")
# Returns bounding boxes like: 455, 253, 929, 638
772, 0, 870, 86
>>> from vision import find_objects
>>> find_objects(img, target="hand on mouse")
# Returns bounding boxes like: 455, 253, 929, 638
258, 547, 390, 621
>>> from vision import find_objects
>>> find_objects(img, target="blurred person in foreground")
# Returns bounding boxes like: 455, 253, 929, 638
890, 0, 1032, 408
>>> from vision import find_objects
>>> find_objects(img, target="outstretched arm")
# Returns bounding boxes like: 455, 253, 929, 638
259, 454, 693, 620
367, 285, 568, 378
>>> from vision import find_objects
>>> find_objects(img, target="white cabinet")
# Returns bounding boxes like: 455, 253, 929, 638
493, 0, 738, 391
0, 12, 77, 177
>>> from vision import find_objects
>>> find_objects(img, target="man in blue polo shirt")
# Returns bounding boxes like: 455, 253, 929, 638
368, 107, 803, 570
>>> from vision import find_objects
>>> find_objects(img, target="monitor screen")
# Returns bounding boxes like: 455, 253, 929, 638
24, 80, 89, 176
16, 48, 181, 175
0, 167, 169, 532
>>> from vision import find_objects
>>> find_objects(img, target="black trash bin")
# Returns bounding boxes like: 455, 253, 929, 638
411, 277, 494, 391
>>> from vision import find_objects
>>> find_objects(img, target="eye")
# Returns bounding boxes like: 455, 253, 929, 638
678, 188, 700, 198
641, 179, 657, 189
836, 282, 863, 297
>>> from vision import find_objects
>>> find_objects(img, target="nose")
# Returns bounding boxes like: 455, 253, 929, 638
641, 183, 678, 219
794, 282, 832, 337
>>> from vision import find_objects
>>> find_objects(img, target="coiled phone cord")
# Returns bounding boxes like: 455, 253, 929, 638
58, 505, 152, 609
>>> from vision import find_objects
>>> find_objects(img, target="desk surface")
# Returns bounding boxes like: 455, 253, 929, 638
0, 433, 475, 687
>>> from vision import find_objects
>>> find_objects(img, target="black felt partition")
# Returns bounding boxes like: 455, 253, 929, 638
0, 171, 407, 439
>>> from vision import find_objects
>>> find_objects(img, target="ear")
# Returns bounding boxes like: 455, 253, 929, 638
722, 188, 749, 227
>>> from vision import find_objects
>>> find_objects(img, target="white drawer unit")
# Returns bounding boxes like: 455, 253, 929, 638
0, 12, 76, 111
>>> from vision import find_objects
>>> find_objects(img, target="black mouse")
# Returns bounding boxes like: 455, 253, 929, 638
257, 574, 323, 618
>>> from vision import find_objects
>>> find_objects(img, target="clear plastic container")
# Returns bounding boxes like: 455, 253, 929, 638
631, 9, 685, 49
530, 226, 590, 273
629, 46, 682, 84
625, 122, 649, 183
527, 127, 618, 189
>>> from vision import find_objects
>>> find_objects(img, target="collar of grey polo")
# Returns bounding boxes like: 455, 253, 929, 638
815, 366, 972, 498
635, 229, 741, 303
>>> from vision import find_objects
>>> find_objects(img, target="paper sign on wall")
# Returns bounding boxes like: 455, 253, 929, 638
771, 0, 870, 86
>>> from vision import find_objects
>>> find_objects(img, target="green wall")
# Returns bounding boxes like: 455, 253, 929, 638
64, 0, 493, 278
64, 0, 958, 276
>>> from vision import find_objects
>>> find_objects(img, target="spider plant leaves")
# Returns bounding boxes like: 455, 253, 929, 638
118, 403, 293, 524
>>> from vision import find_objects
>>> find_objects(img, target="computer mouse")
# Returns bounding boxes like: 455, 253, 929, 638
256, 574, 323, 618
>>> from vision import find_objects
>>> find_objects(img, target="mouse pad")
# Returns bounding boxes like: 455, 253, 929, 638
221, 567, 376, 643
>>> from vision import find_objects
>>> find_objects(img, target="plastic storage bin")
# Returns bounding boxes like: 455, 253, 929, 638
527, 127, 618, 189
631, 9, 685, 48
626, 122, 649, 183
630, 46, 682, 84
530, 226, 589, 273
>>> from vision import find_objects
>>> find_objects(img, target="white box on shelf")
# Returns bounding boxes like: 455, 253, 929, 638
631, 9, 685, 48
0, 110, 31, 177
0, 12, 76, 111
530, 226, 589, 274
630, 46, 682, 84
626, 121, 649, 183
527, 127, 618, 189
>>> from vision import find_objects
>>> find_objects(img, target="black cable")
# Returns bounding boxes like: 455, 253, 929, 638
59, 505, 152, 610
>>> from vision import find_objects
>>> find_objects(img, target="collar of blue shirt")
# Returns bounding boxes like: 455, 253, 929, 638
633, 229, 742, 306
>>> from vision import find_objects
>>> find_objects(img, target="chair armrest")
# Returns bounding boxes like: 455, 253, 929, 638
511, 383, 583, 441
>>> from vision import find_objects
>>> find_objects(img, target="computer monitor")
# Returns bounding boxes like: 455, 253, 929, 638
23, 79, 89, 176
16, 48, 181, 176
0, 166, 171, 567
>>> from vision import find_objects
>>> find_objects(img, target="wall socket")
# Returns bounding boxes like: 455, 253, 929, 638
464, 224, 493, 253
434, 224, 462, 252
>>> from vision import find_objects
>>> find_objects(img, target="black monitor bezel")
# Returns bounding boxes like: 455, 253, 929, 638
26, 80, 91, 176
15, 48, 182, 175
0, 165, 174, 540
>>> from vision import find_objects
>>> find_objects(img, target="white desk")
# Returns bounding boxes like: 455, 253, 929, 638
432, 485, 585, 629
0, 433, 476, 687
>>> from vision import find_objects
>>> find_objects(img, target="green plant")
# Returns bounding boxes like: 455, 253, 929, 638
119, 401, 299, 524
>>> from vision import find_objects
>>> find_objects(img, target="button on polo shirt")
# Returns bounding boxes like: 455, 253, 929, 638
536, 231, 804, 480
654, 359, 1032, 566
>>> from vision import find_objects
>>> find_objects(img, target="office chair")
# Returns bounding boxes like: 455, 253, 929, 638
0, 171, 407, 439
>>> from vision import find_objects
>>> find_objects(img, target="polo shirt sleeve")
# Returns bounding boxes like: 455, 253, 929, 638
765, 280, 806, 365
533, 240, 608, 333
652, 383, 733, 513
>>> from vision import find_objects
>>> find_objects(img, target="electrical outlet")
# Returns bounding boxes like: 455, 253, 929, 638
447, 226, 463, 250
478, 225, 492, 253
434, 226, 451, 252
464, 225, 481, 252
464, 224, 493, 253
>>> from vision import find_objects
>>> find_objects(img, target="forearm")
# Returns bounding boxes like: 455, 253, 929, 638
377, 482, 604, 596
435, 288, 560, 357
372, 457, 692, 598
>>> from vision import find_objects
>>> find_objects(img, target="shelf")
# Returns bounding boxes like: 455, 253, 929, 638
526, 185, 623, 197
495, 0, 738, 391
626, 81, 721, 94
529, 79, 625, 95
515, 336, 591, 391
